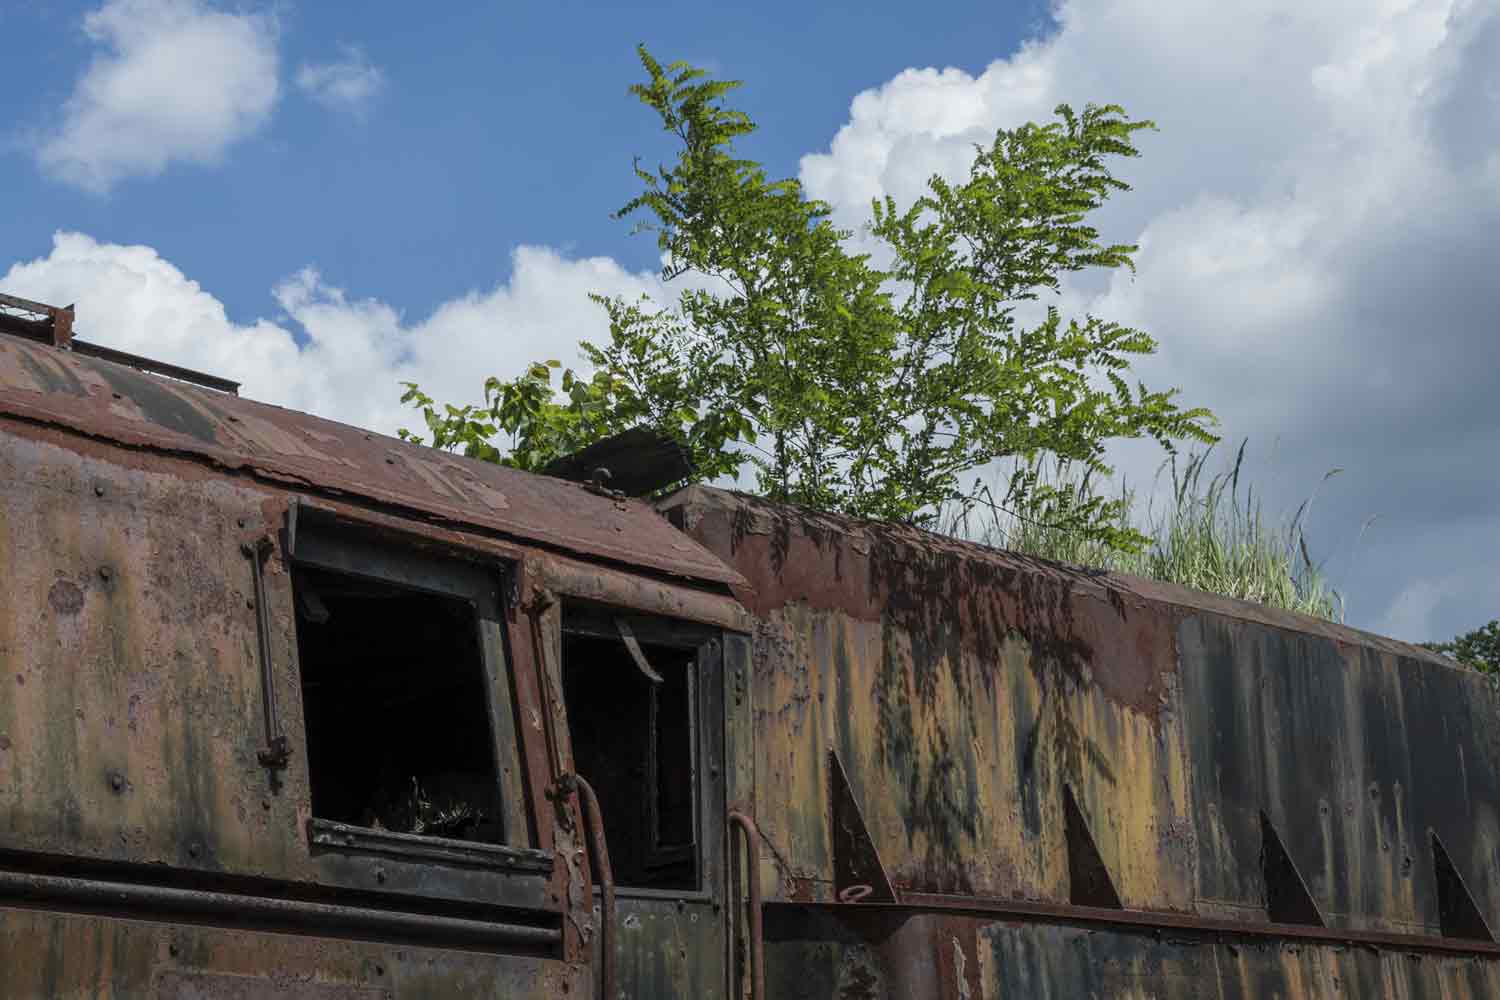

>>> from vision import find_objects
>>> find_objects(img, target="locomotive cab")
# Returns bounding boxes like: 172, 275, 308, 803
0, 298, 755, 998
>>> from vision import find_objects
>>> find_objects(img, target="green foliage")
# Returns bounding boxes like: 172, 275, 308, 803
401, 46, 1217, 536
954, 440, 1348, 622
1422, 620, 1500, 673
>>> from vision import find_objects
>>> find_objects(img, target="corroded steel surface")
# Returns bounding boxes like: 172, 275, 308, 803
664, 486, 1200, 907
765, 907, 1500, 999
0, 426, 549, 909
664, 485, 1500, 996
1181, 615, 1500, 936
0, 907, 585, 998
0, 417, 605, 995
0, 335, 740, 588
0, 409, 750, 996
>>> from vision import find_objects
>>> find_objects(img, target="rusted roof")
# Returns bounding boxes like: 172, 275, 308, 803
664, 484, 1457, 670
0, 335, 742, 588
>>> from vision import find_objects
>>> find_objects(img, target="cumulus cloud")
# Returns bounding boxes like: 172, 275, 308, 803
0, 233, 665, 438
35, 0, 279, 193
296, 45, 384, 117
801, 0, 1500, 641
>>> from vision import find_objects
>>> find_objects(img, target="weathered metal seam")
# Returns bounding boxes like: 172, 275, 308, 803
0, 869, 562, 953
538, 554, 752, 634
824, 895, 1500, 959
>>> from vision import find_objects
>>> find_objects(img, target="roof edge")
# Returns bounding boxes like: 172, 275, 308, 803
660, 484, 1463, 673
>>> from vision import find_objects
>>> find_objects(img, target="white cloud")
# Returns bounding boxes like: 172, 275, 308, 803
0, 232, 665, 439
799, 0, 1500, 641
296, 45, 384, 117
36, 0, 279, 193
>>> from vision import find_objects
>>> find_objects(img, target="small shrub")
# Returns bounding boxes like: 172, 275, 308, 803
950, 440, 1349, 622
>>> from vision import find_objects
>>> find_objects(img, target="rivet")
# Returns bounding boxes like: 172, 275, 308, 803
98, 566, 112, 581
108, 771, 125, 792
93, 483, 106, 497
374, 964, 385, 977
261, 798, 271, 811
375, 867, 387, 884
236, 517, 247, 529
168, 943, 179, 958
188, 842, 201, 859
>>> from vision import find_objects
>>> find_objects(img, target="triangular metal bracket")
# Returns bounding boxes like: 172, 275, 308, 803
1432, 831, 1495, 941
1063, 783, 1123, 908
1260, 811, 1324, 926
829, 750, 897, 903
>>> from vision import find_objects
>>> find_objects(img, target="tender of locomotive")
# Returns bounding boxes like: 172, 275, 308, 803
2, 294, 1499, 998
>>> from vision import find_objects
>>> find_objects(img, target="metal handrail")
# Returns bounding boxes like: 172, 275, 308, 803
727, 810, 765, 1000
242, 537, 290, 770
572, 774, 616, 1000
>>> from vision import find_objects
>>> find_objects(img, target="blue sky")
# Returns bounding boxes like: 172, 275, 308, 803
3, 0, 1500, 646
2, 1, 1052, 324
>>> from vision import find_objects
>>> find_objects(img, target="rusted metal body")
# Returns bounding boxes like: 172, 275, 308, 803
662, 486, 1500, 997
0, 332, 746, 997
3, 316, 1499, 997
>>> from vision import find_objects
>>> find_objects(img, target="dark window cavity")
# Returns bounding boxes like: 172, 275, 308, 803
562, 628, 698, 890
292, 565, 504, 844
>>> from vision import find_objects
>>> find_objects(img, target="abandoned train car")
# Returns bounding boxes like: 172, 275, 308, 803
2, 293, 1500, 999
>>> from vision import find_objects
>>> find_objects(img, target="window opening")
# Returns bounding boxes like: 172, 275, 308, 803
293, 565, 504, 844
561, 628, 697, 890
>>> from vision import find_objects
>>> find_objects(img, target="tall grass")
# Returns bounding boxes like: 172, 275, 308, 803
951, 441, 1349, 622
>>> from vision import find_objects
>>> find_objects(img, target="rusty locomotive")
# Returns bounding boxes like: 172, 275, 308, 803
2, 292, 1499, 998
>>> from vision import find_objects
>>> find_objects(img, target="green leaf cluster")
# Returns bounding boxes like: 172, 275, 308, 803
1421, 619, 1500, 673
400, 46, 1218, 539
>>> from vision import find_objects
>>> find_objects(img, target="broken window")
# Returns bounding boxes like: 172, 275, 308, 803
561, 611, 700, 890
289, 528, 525, 848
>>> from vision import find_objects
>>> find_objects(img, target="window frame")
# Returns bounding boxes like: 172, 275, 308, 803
558, 603, 725, 901
287, 521, 535, 860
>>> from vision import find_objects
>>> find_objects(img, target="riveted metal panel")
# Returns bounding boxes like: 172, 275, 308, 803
1179, 613, 1500, 936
